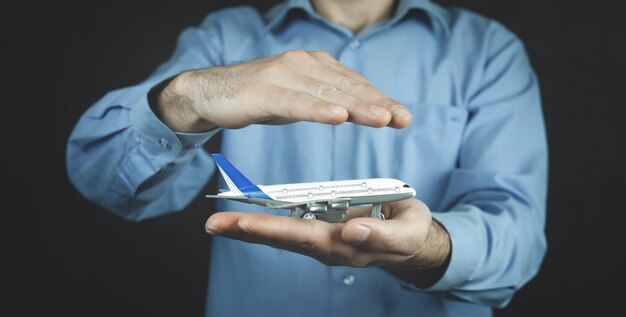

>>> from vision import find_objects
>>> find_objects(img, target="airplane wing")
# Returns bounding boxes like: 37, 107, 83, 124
205, 194, 252, 201
265, 197, 352, 210
205, 195, 276, 207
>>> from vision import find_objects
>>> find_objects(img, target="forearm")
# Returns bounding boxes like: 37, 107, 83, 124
149, 70, 219, 133
67, 82, 218, 220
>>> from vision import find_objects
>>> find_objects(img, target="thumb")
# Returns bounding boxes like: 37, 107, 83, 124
341, 218, 423, 255
342, 222, 374, 244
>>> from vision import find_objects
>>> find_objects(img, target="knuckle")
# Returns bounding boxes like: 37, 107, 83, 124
311, 50, 334, 60
236, 218, 252, 234
341, 79, 358, 91
341, 78, 368, 92
317, 84, 339, 97
282, 49, 308, 61
264, 61, 289, 76
374, 97, 393, 107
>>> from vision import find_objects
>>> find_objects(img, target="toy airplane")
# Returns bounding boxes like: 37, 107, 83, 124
205, 154, 416, 222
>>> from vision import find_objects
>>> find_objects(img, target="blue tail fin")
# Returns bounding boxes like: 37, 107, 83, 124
212, 154, 271, 199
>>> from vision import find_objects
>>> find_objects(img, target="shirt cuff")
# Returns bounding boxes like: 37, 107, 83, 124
175, 130, 221, 149
131, 85, 221, 168
394, 205, 483, 292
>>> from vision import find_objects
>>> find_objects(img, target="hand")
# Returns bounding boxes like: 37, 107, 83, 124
204, 199, 450, 279
151, 50, 413, 132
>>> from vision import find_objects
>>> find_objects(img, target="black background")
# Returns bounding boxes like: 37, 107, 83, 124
6, 0, 625, 316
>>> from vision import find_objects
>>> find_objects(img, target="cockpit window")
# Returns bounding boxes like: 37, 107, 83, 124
403, 184, 410, 188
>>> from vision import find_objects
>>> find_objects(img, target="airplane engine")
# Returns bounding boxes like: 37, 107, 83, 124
330, 201, 349, 210
307, 203, 328, 213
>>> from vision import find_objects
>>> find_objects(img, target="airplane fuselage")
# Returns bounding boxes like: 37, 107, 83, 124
207, 154, 416, 221
218, 178, 415, 205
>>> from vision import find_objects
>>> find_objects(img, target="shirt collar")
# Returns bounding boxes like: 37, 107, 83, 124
394, 0, 450, 35
264, 0, 450, 36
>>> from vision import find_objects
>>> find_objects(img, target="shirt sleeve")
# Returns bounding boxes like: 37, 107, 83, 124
416, 21, 548, 307
66, 13, 225, 221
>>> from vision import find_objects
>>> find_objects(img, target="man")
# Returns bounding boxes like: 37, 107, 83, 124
67, 0, 548, 316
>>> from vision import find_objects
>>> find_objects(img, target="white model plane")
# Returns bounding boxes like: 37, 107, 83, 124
205, 154, 416, 222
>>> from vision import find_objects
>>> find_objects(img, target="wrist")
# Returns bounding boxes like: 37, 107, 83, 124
421, 218, 452, 269
149, 71, 216, 133
381, 219, 451, 288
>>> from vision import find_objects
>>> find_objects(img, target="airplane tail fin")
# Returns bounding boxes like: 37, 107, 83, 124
211, 154, 271, 199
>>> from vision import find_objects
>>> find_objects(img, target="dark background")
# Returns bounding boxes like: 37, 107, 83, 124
6, 0, 625, 316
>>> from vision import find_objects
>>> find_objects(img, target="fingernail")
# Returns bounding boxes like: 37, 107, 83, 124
369, 105, 390, 117
391, 105, 412, 118
329, 104, 347, 114
347, 224, 371, 243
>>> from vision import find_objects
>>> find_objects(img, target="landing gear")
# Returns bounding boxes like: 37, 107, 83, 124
290, 207, 307, 218
302, 212, 317, 220
371, 203, 385, 220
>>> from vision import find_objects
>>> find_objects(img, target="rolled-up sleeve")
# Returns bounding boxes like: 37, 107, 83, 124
66, 13, 224, 221
422, 21, 548, 307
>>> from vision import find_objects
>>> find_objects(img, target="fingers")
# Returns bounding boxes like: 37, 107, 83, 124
206, 212, 351, 265
205, 211, 406, 267
308, 51, 413, 128
275, 74, 393, 128
278, 50, 412, 128
206, 212, 344, 257
205, 199, 433, 267
188, 50, 412, 130
342, 219, 423, 256
205, 212, 247, 236
257, 86, 349, 125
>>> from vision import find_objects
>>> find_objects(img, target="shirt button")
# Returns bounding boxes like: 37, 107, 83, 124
349, 40, 360, 49
158, 138, 172, 150
342, 273, 356, 286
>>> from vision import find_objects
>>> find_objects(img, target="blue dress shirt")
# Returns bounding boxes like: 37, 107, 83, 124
67, 0, 548, 316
